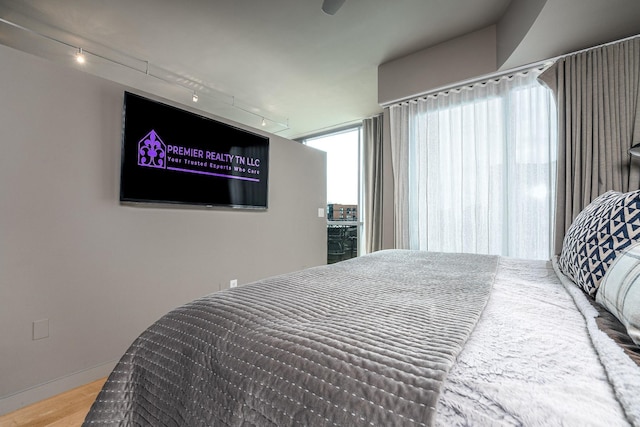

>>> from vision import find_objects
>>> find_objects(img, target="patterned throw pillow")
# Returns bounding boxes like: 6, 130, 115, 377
596, 242, 640, 345
558, 190, 640, 296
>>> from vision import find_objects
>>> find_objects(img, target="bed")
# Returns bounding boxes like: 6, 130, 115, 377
83, 190, 640, 426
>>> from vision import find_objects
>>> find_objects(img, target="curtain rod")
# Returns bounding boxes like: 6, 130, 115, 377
382, 32, 640, 108
381, 60, 550, 107
557, 32, 640, 59
380, 59, 551, 107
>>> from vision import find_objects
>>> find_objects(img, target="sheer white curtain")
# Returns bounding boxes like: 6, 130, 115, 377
390, 71, 557, 260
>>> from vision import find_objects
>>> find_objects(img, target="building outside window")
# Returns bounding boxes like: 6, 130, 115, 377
303, 126, 361, 264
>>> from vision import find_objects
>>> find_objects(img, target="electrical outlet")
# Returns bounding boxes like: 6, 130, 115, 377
230, 279, 238, 288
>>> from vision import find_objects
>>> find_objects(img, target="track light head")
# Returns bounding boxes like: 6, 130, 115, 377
75, 47, 86, 64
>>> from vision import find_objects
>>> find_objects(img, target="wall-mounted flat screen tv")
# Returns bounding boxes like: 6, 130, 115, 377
120, 92, 269, 209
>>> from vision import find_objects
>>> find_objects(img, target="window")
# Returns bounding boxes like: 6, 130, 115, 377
303, 127, 362, 263
391, 70, 557, 260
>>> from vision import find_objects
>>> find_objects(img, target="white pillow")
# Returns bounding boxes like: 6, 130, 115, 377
597, 242, 640, 346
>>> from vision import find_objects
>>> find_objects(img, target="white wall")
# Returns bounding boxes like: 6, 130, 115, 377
496, 0, 547, 68
0, 44, 327, 414
377, 26, 498, 105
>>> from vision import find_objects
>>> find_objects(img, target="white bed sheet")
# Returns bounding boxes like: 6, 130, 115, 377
435, 257, 633, 427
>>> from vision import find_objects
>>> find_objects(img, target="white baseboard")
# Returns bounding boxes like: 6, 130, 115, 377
0, 361, 117, 416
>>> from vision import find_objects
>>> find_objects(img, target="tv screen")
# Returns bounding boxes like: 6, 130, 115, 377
120, 92, 269, 209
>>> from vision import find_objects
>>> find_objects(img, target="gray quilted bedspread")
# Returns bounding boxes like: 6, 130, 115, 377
84, 250, 498, 427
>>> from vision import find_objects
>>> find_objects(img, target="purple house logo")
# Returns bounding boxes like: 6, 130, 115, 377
137, 130, 166, 169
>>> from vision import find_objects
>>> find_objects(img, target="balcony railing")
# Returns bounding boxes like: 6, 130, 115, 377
327, 222, 358, 264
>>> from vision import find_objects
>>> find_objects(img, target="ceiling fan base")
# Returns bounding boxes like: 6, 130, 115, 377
322, 0, 346, 15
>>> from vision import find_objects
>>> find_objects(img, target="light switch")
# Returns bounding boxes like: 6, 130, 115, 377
318, 208, 325, 218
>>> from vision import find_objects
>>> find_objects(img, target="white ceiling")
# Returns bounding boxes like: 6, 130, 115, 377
0, 0, 639, 139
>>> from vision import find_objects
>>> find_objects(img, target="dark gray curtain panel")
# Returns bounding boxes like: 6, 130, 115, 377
539, 37, 640, 255
362, 114, 384, 253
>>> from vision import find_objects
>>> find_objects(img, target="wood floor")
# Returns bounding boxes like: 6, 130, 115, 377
0, 378, 106, 427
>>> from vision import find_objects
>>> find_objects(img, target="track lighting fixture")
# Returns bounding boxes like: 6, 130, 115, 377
75, 47, 86, 64
0, 17, 290, 131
